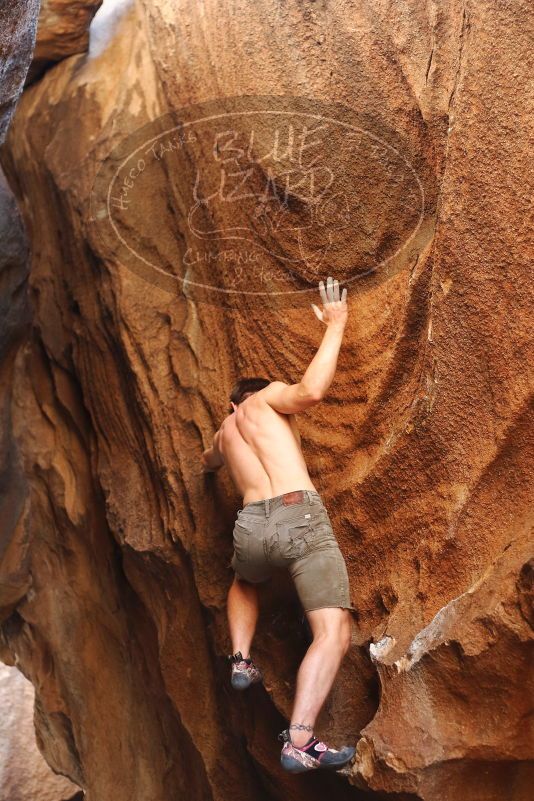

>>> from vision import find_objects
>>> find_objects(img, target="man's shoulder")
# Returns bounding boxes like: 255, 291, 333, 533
254, 383, 295, 418
256, 380, 288, 398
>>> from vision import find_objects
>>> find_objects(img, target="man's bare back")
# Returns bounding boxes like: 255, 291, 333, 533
201, 277, 349, 505
218, 392, 317, 504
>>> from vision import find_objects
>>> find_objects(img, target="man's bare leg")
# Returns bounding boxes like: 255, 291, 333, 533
227, 574, 260, 658
289, 607, 352, 746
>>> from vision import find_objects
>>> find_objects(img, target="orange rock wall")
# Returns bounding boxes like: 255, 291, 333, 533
0, 1, 532, 799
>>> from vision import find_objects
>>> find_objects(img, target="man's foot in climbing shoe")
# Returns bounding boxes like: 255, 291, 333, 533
227, 651, 263, 690
278, 727, 356, 773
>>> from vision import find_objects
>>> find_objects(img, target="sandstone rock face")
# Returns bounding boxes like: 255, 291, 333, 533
359, 533, 534, 800
28, 0, 103, 83
0, 1, 532, 800
0, 663, 79, 801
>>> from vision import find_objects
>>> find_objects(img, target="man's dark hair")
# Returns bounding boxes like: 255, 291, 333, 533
229, 377, 271, 413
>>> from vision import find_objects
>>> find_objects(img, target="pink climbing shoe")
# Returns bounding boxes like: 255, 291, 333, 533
227, 651, 263, 690
278, 727, 356, 773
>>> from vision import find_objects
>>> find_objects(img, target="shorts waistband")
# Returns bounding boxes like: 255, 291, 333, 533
240, 489, 321, 517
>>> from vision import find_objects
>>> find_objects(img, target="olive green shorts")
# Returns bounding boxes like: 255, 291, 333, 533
228, 489, 356, 615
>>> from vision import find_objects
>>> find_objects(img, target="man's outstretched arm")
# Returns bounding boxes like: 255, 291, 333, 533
202, 429, 224, 472
259, 276, 349, 414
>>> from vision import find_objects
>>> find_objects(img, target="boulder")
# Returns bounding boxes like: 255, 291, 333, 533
0, 1, 532, 799
27, 0, 102, 84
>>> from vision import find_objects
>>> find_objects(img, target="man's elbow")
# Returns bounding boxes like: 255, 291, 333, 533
299, 383, 325, 406
201, 454, 224, 473
202, 449, 218, 468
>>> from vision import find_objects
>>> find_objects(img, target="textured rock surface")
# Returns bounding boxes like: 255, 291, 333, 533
28, 0, 102, 84
0, 0, 40, 141
0, 663, 79, 801
0, 1, 532, 800
358, 533, 534, 800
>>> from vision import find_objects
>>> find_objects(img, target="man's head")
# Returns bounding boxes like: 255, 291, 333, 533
229, 376, 270, 413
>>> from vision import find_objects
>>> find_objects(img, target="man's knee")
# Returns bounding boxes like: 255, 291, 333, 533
340, 608, 353, 649
310, 608, 352, 652
340, 616, 352, 653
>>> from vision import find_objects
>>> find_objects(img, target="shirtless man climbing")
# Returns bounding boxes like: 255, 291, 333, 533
201, 276, 356, 773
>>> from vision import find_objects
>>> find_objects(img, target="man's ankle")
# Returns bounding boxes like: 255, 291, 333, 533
289, 724, 314, 748
231, 650, 251, 661
291, 734, 312, 748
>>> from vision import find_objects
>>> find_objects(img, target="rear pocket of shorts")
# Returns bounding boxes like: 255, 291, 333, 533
276, 519, 313, 559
